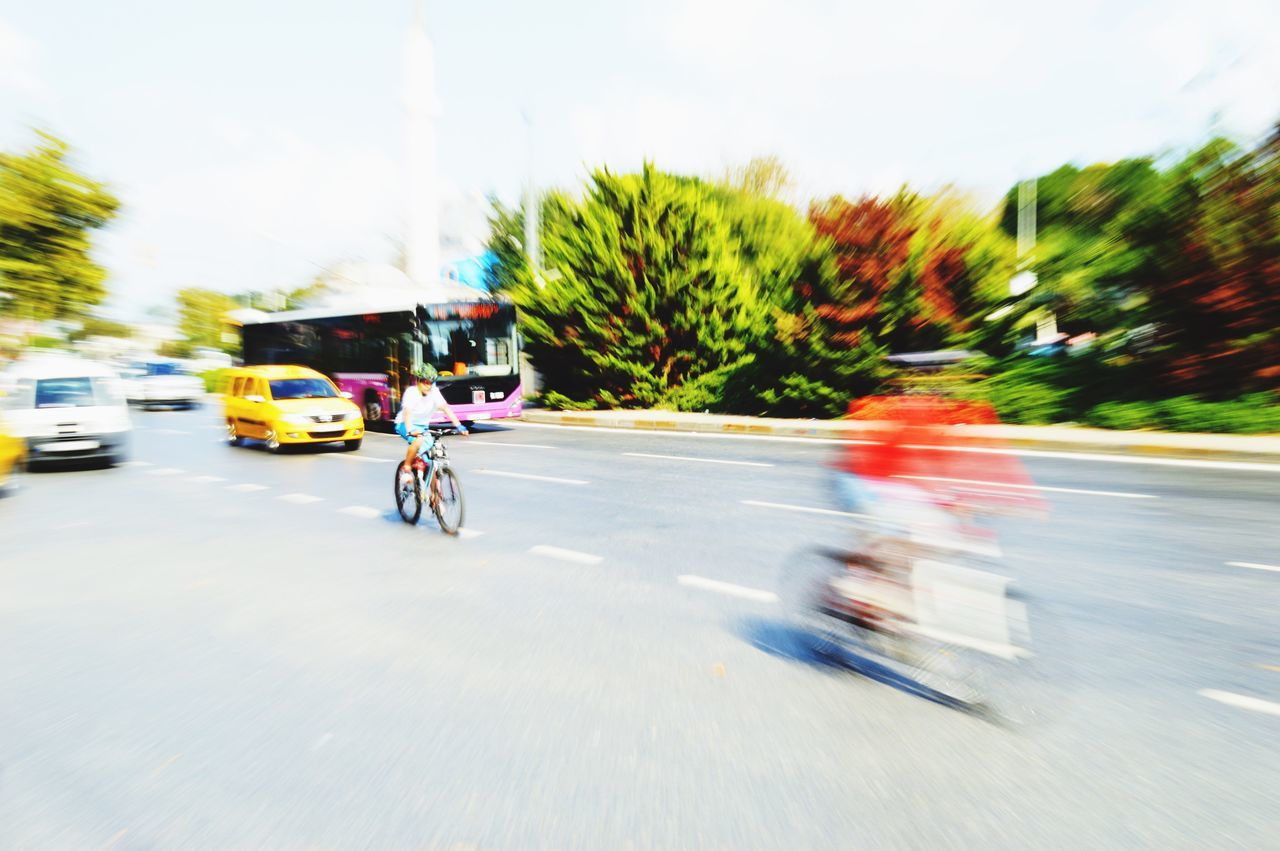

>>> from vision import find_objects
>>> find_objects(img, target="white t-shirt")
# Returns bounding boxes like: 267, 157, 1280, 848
396, 384, 447, 428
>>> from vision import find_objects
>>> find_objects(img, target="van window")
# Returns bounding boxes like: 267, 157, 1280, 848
231, 377, 245, 397
35, 377, 98, 408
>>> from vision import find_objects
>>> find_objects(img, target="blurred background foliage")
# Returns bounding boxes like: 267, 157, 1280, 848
490, 126, 1280, 432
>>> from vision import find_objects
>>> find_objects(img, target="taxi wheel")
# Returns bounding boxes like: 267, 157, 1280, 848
226, 420, 243, 447
264, 430, 281, 453
344, 438, 362, 451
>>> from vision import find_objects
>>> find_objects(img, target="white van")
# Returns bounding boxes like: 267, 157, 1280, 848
0, 355, 132, 467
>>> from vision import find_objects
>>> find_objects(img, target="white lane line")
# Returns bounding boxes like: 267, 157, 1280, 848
476, 469, 589, 485
279, 493, 323, 505
623, 452, 773, 468
119, 460, 153, 468
1228, 561, 1280, 573
321, 454, 394, 464
147, 467, 185, 476
205, 425, 226, 430
677, 574, 779, 603
149, 428, 191, 436
507, 421, 1280, 471
1199, 689, 1280, 717
893, 474, 1156, 499
339, 505, 381, 519
227, 483, 269, 493
473, 440, 556, 449
902, 443, 1280, 474
741, 499, 868, 519
188, 475, 226, 483
458, 528, 483, 539
529, 545, 603, 565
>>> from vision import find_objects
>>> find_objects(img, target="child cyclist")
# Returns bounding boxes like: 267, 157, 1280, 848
396, 364, 468, 469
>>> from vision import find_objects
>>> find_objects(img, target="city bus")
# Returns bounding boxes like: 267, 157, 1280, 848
238, 300, 524, 427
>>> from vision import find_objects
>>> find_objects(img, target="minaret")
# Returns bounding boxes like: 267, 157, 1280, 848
404, 0, 443, 299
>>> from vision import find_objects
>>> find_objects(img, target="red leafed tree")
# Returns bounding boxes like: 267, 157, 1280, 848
808, 193, 994, 354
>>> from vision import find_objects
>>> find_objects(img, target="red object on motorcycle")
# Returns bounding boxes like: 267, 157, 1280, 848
841, 395, 1047, 517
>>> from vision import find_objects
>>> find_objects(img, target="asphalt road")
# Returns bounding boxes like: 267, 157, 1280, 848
2, 406, 1278, 849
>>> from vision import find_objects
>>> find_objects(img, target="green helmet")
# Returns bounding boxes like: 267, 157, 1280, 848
411, 364, 438, 382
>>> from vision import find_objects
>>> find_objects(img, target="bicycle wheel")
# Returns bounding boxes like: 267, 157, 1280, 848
777, 548, 850, 660
394, 461, 422, 524
432, 466, 464, 535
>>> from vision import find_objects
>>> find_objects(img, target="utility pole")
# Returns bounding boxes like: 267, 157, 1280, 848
522, 110, 542, 286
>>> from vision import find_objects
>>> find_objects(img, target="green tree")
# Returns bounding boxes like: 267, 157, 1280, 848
175, 287, 239, 355
68, 315, 133, 341
496, 165, 762, 410
0, 131, 119, 321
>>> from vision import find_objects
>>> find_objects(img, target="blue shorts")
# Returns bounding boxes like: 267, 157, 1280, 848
396, 422, 435, 448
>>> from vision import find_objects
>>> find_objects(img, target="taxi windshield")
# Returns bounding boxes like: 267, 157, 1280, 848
269, 378, 337, 400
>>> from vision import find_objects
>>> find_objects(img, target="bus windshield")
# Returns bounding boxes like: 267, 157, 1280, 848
422, 315, 515, 377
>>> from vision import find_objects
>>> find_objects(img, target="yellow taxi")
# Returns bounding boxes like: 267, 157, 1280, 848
223, 365, 364, 452
0, 414, 24, 496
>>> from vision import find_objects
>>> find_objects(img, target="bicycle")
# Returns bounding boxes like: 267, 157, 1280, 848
780, 524, 1041, 724
394, 425, 465, 534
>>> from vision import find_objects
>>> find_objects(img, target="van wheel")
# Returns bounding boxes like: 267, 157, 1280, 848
265, 430, 281, 453
226, 421, 243, 447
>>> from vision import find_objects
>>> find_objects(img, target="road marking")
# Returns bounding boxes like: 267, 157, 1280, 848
227, 483, 269, 493
119, 461, 153, 468
507, 421, 1280, 471
476, 469, 589, 485
147, 467, 185, 476
205, 425, 226, 430
339, 505, 381, 519
188, 475, 226, 483
1199, 689, 1280, 717
321, 454, 393, 464
529, 545, 602, 565
677, 574, 779, 603
902, 444, 1280, 474
458, 528, 484, 539
279, 493, 323, 505
893, 474, 1157, 499
741, 499, 868, 519
473, 440, 556, 449
623, 452, 773, 468
149, 428, 191, 435
1228, 561, 1280, 573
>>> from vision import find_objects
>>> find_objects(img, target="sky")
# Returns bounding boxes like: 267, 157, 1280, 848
1, 0, 1277, 321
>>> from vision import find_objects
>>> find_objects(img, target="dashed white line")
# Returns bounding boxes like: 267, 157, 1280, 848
1199, 689, 1280, 717
623, 452, 773, 468
473, 440, 556, 449
902, 444, 1280, 474
1227, 561, 1280, 573
147, 467, 185, 476
339, 505, 382, 519
677, 575, 780, 603
188, 475, 226, 483
279, 493, 323, 505
893, 474, 1157, 499
458, 528, 484, 539
476, 469, 589, 485
149, 428, 191, 436
119, 461, 153, 468
529, 545, 603, 565
740, 499, 868, 519
226, 483, 269, 493
321, 454, 394, 464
